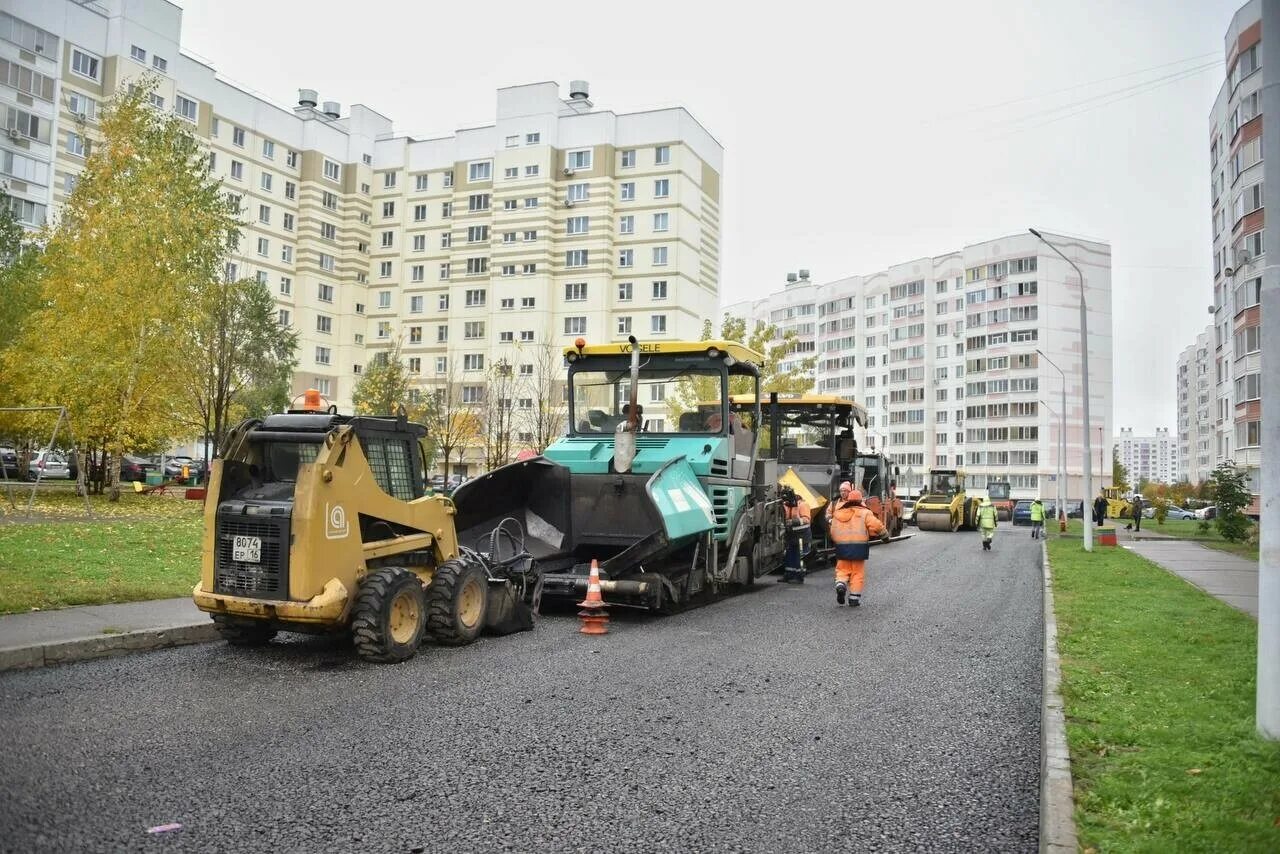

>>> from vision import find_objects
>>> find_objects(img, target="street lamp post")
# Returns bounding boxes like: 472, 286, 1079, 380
1037, 349, 1069, 530
1031, 229, 1093, 551
1040, 398, 1066, 532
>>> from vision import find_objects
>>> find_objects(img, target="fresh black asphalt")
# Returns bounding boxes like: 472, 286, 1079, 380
0, 527, 1043, 853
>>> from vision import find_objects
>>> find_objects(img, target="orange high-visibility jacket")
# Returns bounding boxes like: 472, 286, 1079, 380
785, 501, 812, 525
829, 503, 887, 560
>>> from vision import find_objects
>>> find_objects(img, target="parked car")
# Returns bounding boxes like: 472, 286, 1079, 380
900, 499, 917, 526
163, 456, 204, 479
27, 449, 72, 480
0, 446, 20, 480
429, 475, 447, 493
1012, 500, 1034, 526
119, 455, 157, 482
1143, 505, 1196, 520
1194, 505, 1218, 521
1045, 499, 1084, 520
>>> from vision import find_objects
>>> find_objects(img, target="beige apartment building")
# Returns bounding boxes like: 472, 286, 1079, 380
6, 0, 723, 472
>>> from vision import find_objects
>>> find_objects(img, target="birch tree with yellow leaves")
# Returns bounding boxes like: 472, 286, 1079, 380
2, 79, 240, 498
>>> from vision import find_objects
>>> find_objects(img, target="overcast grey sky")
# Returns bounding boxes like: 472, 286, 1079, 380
176, 0, 1241, 436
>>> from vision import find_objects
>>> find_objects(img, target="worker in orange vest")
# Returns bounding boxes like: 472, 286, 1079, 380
827, 482, 889, 607
779, 485, 811, 583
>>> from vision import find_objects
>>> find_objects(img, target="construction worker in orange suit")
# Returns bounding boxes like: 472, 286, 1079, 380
827, 482, 889, 607
779, 486, 811, 584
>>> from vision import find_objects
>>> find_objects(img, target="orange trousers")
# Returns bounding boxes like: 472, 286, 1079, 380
835, 559, 866, 594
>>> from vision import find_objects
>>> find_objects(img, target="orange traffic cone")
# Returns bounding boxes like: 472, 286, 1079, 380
578, 559, 609, 635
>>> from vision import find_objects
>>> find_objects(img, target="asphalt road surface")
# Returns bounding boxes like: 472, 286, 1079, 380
0, 527, 1043, 853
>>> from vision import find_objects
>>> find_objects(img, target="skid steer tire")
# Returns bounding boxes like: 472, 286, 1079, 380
213, 615, 277, 647
426, 558, 489, 646
352, 567, 427, 663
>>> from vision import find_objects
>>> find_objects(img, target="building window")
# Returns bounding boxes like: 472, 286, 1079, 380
567, 183, 589, 203
436, 357, 449, 373
259, 204, 272, 224
500, 298, 515, 310
67, 92, 96, 119
440, 263, 451, 280
566, 216, 590, 235
469, 161, 492, 182
317, 282, 334, 303
256, 237, 269, 256
131, 45, 146, 62
654, 179, 670, 197
261, 172, 274, 192
467, 225, 489, 243
316, 315, 332, 335
525, 165, 539, 177
652, 280, 668, 300
501, 265, 516, 277
499, 331, 514, 343
148, 92, 165, 110
520, 331, 535, 343
66, 132, 85, 157
566, 249, 588, 268
465, 321, 485, 339
505, 135, 520, 148
230, 160, 243, 180
618, 282, 633, 301
320, 222, 337, 241
381, 231, 394, 248
526, 132, 541, 144
619, 215, 634, 234
618, 316, 632, 335
652, 246, 668, 266
379, 261, 393, 278
323, 159, 340, 181
524, 197, 539, 208
465, 289, 486, 307
567, 149, 592, 170
523, 230, 537, 242
523, 263, 537, 274
315, 346, 331, 365
258, 140, 274, 161
620, 182, 635, 201
286, 150, 298, 168
521, 297, 536, 309
464, 354, 485, 371
437, 325, 449, 343
653, 212, 669, 232
71, 49, 99, 81
466, 257, 489, 275
504, 167, 519, 179
377, 322, 391, 339
655, 145, 670, 165
175, 94, 197, 121
152, 55, 167, 73
565, 317, 587, 335
621, 149, 636, 168
565, 282, 587, 301
412, 234, 426, 251
651, 315, 668, 334
280, 277, 292, 295
278, 309, 291, 326
503, 199, 518, 211
618, 249, 634, 268
468, 193, 490, 211
382, 201, 396, 218
283, 212, 296, 232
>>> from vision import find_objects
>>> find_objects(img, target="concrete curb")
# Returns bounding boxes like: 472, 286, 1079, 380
1040, 540, 1078, 853
0, 623, 218, 674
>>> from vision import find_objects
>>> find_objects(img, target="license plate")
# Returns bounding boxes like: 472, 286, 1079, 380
232, 535, 261, 563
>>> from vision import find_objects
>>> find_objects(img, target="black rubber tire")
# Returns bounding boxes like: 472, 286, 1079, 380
351, 567, 427, 663
426, 557, 489, 646
743, 536, 759, 587
212, 615, 277, 646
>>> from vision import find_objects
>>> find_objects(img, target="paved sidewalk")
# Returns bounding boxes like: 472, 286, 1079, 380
1125, 540, 1259, 618
0, 597, 213, 672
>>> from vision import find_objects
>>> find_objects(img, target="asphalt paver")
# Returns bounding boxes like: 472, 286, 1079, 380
0, 527, 1043, 853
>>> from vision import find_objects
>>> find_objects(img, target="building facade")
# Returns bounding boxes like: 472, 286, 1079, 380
1208, 0, 1266, 514
4, 0, 723, 472
725, 232, 1114, 501
1176, 325, 1215, 484
1114, 427, 1179, 485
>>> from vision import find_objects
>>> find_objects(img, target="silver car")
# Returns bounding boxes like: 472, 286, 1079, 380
27, 450, 71, 480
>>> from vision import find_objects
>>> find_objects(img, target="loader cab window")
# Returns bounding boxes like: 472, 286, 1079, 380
854, 454, 885, 498
362, 436, 416, 500
263, 442, 320, 482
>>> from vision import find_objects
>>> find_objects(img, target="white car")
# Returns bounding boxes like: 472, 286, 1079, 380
26, 450, 72, 480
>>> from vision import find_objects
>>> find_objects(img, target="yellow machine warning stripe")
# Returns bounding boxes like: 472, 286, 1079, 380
779, 468, 826, 512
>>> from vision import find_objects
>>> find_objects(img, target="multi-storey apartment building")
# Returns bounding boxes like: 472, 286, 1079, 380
726, 232, 1114, 501
1208, 0, 1265, 514
1176, 325, 1215, 484
5, 1, 722, 472
1115, 427, 1179, 486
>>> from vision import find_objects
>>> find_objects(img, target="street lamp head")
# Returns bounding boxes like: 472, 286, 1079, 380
1028, 227, 1043, 239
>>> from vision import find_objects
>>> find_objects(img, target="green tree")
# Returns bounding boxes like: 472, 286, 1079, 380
2, 78, 239, 498
1210, 462, 1253, 543
0, 191, 43, 368
1111, 448, 1129, 491
669, 314, 817, 419
351, 339, 411, 416
186, 277, 297, 461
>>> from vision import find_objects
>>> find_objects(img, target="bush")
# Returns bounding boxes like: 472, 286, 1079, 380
1152, 496, 1170, 525
1210, 462, 1253, 543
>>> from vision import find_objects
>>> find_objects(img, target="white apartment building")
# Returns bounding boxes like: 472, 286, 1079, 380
1176, 325, 1215, 484
1207, 0, 1264, 515
5, 1, 723, 472
1114, 427, 1179, 485
726, 232, 1114, 501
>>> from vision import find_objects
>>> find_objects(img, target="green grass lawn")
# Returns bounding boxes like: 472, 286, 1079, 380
1048, 538, 1280, 851
0, 516, 203, 613
1054, 517, 1259, 560
0, 481, 204, 521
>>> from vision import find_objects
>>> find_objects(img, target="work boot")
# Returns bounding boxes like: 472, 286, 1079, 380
835, 582, 847, 606
849, 593, 861, 607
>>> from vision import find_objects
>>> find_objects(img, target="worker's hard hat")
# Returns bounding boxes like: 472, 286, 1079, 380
838, 481, 852, 492
982, 497, 992, 506
849, 489, 863, 503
